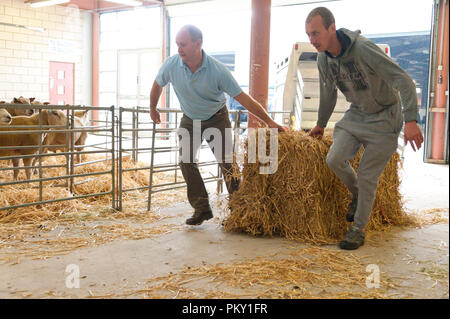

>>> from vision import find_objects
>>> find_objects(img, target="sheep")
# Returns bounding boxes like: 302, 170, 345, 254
0, 110, 67, 180
0, 108, 12, 126
4, 96, 36, 116
43, 110, 89, 163
73, 110, 89, 163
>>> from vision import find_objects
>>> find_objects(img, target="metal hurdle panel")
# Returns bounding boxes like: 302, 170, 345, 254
0, 104, 292, 213
0, 104, 117, 211
117, 107, 224, 212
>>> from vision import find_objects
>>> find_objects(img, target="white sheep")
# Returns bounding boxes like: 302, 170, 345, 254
43, 110, 89, 163
3, 96, 36, 116
0, 110, 67, 180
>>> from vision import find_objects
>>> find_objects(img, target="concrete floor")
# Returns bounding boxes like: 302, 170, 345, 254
0, 146, 448, 299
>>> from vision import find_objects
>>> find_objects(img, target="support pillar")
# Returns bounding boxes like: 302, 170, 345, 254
431, 0, 449, 160
92, 12, 99, 124
160, 4, 167, 125
248, 0, 271, 128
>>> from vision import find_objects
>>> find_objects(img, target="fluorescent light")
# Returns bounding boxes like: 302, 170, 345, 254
27, 0, 70, 8
0, 21, 46, 32
105, 0, 143, 6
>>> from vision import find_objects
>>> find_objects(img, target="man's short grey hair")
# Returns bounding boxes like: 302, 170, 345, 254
306, 7, 335, 29
184, 24, 203, 43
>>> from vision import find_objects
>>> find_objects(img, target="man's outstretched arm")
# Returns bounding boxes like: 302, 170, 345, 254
234, 92, 287, 133
150, 80, 162, 124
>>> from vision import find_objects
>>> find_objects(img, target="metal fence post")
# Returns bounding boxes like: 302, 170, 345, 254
65, 109, 70, 186
175, 112, 179, 184
69, 111, 75, 195
136, 109, 140, 163
147, 121, 157, 211
111, 106, 117, 211
38, 109, 43, 202
132, 110, 137, 163
118, 107, 123, 211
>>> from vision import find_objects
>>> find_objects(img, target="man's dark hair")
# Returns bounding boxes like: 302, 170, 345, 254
306, 7, 335, 29
185, 24, 203, 43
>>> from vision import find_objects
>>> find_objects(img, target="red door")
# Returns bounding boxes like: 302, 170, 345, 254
49, 62, 74, 105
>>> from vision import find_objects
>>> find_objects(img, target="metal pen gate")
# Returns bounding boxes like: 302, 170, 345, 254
117, 107, 224, 212
0, 104, 116, 211
118, 108, 290, 211
0, 104, 290, 213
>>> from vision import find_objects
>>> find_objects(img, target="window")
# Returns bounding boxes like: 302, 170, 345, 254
98, 6, 162, 109
210, 52, 235, 71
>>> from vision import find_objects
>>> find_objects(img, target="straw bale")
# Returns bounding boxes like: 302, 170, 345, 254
224, 129, 416, 243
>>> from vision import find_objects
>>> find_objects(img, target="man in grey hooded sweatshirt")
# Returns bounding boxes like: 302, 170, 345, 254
305, 7, 424, 250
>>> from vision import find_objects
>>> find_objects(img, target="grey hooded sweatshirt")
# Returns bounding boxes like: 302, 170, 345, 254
317, 28, 418, 131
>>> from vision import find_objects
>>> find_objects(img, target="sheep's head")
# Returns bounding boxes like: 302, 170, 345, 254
74, 110, 89, 126
0, 108, 12, 126
10, 96, 35, 116
12, 96, 30, 104
46, 109, 68, 127
75, 110, 89, 118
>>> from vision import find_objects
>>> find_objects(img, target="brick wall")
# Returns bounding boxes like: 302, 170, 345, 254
0, 0, 85, 104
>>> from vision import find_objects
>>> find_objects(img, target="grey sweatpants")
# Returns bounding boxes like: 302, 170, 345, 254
326, 104, 401, 230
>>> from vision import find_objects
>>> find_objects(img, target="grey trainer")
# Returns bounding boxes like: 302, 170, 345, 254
339, 225, 365, 250
346, 193, 358, 222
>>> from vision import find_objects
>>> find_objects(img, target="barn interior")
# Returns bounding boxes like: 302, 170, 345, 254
0, 0, 448, 300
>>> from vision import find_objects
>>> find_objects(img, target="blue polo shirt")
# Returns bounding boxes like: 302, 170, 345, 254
155, 50, 243, 120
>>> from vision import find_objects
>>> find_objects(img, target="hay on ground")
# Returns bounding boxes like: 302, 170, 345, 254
0, 154, 186, 224
106, 246, 396, 299
0, 154, 189, 263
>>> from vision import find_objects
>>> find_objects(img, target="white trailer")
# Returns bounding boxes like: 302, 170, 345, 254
273, 42, 391, 131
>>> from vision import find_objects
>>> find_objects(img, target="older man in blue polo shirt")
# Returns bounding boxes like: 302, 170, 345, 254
150, 24, 286, 226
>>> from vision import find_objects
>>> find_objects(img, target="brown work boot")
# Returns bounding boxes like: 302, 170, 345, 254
186, 210, 213, 225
